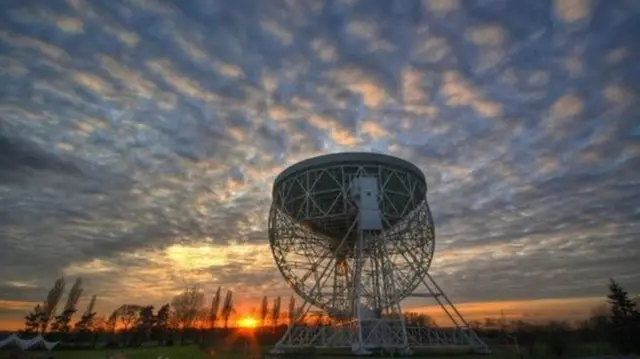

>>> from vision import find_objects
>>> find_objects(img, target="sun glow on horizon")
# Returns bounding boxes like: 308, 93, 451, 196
237, 316, 259, 329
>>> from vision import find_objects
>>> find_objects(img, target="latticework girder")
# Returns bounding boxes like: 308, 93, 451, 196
268, 155, 490, 355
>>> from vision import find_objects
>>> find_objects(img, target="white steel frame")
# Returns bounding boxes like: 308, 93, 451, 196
268, 163, 490, 355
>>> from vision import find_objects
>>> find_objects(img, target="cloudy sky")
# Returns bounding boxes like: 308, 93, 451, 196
1, 0, 639, 329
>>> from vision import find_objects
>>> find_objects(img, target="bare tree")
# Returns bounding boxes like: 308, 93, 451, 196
208, 286, 222, 330
40, 277, 66, 334
106, 312, 117, 333
271, 296, 281, 330
89, 315, 108, 349
111, 304, 142, 346
171, 286, 205, 330
196, 308, 209, 329
92, 315, 109, 332
220, 290, 234, 329
115, 305, 143, 332
171, 286, 205, 344
154, 304, 171, 346
260, 296, 269, 329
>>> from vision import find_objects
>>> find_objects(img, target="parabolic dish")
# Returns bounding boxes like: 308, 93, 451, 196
269, 152, 435, 314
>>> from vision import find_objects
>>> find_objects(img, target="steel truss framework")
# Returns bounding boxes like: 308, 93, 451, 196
268, 163, 489, 355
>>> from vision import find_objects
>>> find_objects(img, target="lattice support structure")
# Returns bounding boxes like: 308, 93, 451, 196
268, 155, 490, 355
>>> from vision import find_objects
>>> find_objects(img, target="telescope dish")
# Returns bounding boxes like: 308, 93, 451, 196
269, 152, 434, 316
268, 152, 489, 355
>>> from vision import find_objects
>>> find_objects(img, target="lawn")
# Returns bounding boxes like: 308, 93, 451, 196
39, 345, 248, 359
4, 342, 619, 359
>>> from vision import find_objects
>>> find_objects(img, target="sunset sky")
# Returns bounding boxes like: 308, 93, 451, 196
1, 0, 639, 331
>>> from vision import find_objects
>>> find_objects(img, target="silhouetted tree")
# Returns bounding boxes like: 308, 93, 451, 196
483, 317, 499, 330
89, 315, 108, 348
74, 295, 98, 345
260, 296, 269, 330
40, 277, 66, 334
153, 304, 171, 345
196, 308, 209, 329
312, 312, 325, 326
111, 304, 142, 346
220, 290, 234, 329
287, 296, 297, 326
51, 278, 83, 334
24, 304, 44, 333
270, 296, 281, 330
172, 286, 205, 344
404, 312, 436, 327
607, 279, 640, 354
134, 305, 155, 343
74, 295, 97, 334
208, 286, 221, 330
106, 311, 117, 333
171, 286, 204, 330
118, 305, 142, 331
50, 308, 75, 334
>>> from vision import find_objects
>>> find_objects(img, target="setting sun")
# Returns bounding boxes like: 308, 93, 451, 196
237, 316, 259, 329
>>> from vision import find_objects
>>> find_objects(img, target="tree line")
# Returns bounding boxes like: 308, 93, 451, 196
21, 280, 238, 347
23, 277, 87, 336
19, 278, 639, 355
470, 279, 640, 356
20, 280, 318, 348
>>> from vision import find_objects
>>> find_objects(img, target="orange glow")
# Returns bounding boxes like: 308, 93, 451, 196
0, 296, 607, 331
237, 316, 259, 329
411, 296, 604, 325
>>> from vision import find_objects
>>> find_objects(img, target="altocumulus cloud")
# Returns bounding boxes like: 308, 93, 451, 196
0, 0, 639, 321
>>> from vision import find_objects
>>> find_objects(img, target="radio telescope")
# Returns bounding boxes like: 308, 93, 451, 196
268, 152, 488, 355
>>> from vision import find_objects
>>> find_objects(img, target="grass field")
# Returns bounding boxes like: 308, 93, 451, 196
35, 348, 623, 359
3, 345, 248, 359
1, 342, 620, 359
